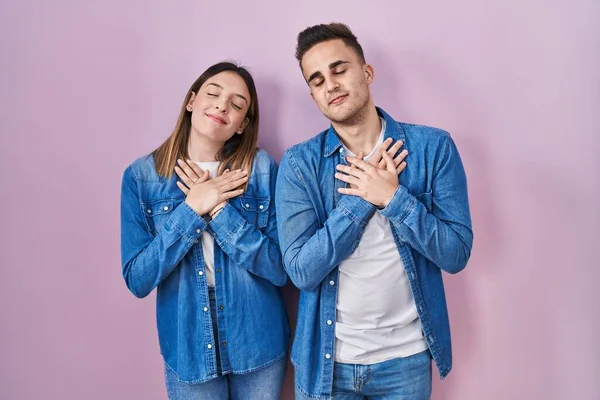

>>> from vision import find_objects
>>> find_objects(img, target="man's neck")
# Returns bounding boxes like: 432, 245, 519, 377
332, 104, 381, 156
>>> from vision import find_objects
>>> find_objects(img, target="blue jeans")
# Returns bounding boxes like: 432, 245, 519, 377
164, 288, 287, 399
296, 351, 432, 400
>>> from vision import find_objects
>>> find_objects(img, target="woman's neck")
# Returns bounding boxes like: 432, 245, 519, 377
187, 130, 223, 162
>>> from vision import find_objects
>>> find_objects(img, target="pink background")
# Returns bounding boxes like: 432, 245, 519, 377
1, 1, 598, 399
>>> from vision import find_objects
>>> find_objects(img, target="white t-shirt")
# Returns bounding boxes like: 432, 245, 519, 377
193, 161, 220, 287
335, 118, 428, 364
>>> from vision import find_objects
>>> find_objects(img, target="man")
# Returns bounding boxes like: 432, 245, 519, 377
275, 23, 473, 399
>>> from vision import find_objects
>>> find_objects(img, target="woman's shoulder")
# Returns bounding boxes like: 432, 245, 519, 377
124, 153, 162, 183
252, 148, 278, 174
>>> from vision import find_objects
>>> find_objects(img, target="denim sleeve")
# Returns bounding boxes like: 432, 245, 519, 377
120, 166, 207, 298
380, 135, 473, 274
276, 149, 376, 292
208, 162, 288, 287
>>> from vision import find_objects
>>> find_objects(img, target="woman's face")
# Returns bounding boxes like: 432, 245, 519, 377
187, 71, 251, 144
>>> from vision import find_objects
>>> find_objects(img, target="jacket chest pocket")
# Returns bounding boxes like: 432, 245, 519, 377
238, 196, 270, 228
140, 198, 175, 235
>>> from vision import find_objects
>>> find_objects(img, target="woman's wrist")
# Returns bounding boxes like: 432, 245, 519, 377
209, 205, 225, 219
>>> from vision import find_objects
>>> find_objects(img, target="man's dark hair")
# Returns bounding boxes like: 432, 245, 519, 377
295, 23, 366, 66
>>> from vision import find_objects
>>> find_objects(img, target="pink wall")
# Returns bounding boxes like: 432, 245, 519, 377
1, 1, 598, 399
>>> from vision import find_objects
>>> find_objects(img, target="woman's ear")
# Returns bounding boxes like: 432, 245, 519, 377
186, 92, 196, 111
237, 117, 250, 134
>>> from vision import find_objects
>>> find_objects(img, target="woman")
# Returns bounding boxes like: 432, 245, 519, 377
120, 62, 289, 399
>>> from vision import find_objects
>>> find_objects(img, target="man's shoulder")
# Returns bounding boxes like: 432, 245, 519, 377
398, 121, 451, 141
282, 129, 329, 162
395, 121, 457, 157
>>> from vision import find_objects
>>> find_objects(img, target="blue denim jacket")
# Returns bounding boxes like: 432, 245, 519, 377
120, 149, 290, 383
276, 108, 473, 399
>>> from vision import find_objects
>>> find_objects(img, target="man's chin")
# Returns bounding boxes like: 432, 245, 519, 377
325, 109, 354, 124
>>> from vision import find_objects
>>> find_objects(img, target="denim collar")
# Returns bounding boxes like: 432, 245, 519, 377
323, 107, 406, 157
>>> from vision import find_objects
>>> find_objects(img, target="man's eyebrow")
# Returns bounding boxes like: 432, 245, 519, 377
307, 60, 350, 84
307, 71, 323, 84
329, 60, 349, 69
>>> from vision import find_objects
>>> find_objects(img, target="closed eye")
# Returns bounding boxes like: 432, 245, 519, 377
207, 93, 218, 97
232, 103, 242, 110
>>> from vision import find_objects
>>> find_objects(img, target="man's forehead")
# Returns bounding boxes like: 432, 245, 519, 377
305, 40, 353, 62
302, 40, 355, 76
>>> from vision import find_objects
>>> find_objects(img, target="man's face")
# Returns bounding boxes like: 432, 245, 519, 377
300, 39, 373, 124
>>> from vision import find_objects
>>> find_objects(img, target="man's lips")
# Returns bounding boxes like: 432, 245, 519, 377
329, 94, 348, 105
